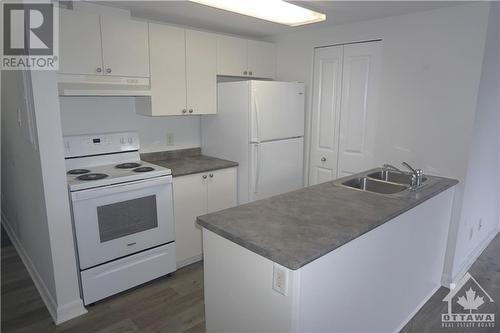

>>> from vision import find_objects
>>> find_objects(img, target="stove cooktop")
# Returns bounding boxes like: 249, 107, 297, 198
66, 160, 171, 192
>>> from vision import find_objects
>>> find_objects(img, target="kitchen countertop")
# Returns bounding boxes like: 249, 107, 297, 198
196, 169, 458, 270
141, 148, 238, 177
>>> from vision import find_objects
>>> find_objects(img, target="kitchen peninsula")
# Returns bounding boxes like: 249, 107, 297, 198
197, 168, 458, 332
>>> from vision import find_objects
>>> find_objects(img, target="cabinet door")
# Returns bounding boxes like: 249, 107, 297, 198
186, 29, 217, 114
308, 45, 343, 185
173, 173, 208, 267
59, 9, 102, 75
337, 42, 382, 177
148, 24, 187, 116
247, 40, 275, 79
207, 168, 237, 213
100, 16, 150, 77
216, 35, 247, 77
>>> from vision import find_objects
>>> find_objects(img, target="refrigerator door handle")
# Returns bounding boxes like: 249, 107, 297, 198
254, 143, 261, 194
254, 95, 261, 144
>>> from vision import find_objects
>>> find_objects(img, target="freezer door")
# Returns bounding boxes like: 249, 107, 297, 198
250, 137, 304, 202
250, 81, 305, 142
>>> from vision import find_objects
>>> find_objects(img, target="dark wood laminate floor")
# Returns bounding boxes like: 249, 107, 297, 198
1, 228, 205, 333
402, 233, 500, 333
2, 228, 499, 333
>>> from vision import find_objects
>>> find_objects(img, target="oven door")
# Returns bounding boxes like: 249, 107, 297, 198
71, 176, 174, 270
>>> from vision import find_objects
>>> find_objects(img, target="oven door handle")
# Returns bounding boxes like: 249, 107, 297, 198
71, 176, 172, 201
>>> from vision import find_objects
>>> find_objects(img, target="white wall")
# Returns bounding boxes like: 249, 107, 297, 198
1, 71, 86, 323
448, 2, 500, 281
275, 3, 488, 182
59, 97, 201, 153
274, 3, 491, 285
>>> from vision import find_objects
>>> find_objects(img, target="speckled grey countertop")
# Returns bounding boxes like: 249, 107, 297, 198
196, 169, 458, 270
141, 148, 238, 177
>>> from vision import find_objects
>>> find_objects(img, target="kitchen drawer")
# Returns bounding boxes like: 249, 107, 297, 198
80, 242, 176, 305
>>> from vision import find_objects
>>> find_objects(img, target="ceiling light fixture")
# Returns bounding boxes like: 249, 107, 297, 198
189, 0, 326, 27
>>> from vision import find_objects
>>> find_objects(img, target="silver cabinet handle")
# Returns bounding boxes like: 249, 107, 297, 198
209, 173, 214, 178
188, 109, 193, 113
106, 68, 112, 74
249, 71, 253, 76
96, 67, 102, 73
321, 157, 327, 162
243, 70, 248, 75
202, 175, 208, 179
182, 109, 187, 114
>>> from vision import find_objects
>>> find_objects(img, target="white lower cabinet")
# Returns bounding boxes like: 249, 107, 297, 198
173, 167, 237, 268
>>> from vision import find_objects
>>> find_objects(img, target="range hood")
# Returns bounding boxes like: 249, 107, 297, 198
57, 74, 152, 97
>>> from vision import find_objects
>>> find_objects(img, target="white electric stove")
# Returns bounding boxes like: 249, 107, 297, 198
64, 131, 176, 305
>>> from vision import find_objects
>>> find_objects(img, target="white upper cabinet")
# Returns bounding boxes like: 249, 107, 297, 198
59, 9, 103, 75
145, 23, 187, 116
186, 29, 217, 115
216, 35, 248, 77
216, 36, 276, 79
100, 16, 150, 77
247, 40, 276, 79
59, 10, 149, 78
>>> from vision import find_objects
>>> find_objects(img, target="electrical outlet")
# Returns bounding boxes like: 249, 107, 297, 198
478, 218, 483, 231
166, 133, 174, 146
273, 264, 288, 296
469, 227, 474, 240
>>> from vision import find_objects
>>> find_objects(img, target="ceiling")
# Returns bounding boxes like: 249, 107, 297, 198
96, 1, 465, 39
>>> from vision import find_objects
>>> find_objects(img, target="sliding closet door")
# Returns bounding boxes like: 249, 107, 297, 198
308, 45, 343, 185
337, 41, 382, 177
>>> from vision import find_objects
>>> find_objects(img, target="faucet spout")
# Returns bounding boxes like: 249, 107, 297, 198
401, 162, 417, 175
382, 164, 405, 174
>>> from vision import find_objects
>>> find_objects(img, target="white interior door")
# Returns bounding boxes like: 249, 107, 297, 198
250, 138, 304, 201
250, 81, 305, 142
308, 45, 343, 185
337, 42, 382, 176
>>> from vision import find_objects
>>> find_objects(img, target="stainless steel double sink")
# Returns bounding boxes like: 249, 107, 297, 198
339, 169, 427, 195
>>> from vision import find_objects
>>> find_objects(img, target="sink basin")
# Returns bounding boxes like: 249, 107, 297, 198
341, 177, 408, 194
367, 170, 427, 185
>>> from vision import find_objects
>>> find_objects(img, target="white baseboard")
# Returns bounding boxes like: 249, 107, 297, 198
442, 228, 499, 287
1, 212, 87, 324
393, 284, 441, 333
176, 254, 203, 269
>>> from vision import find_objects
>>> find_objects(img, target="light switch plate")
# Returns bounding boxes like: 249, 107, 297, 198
273, 263, 288, 296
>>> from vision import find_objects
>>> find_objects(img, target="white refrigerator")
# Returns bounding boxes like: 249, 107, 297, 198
202, 80, 305, 204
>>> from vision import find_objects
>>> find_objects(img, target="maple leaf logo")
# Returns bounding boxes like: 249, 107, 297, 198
457, 287, 485, 313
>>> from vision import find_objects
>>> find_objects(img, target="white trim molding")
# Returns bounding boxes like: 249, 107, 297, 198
442, 228, 499, 287
1, 212, 87, 324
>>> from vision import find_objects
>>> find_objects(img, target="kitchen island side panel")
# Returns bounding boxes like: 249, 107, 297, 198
203, 229, 299, 333
296, 187, 455, 333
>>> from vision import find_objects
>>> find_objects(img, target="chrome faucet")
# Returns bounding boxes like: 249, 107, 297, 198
401, 162, 424, 189
383, 162, 424, 189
